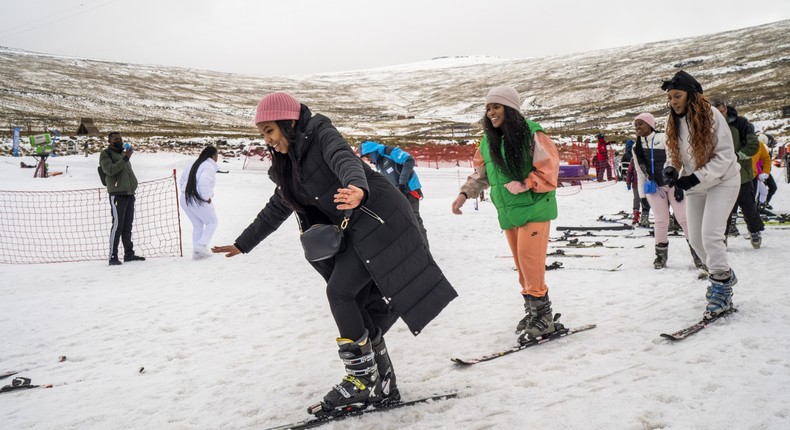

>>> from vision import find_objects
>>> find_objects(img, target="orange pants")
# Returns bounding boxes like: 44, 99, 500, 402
504, 221, 550, 297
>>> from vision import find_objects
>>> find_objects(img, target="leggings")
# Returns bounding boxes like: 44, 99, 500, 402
326, 245, 376, 340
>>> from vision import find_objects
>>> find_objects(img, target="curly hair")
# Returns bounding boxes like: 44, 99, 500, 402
665, 92, 715, 170
482, 106, 532, 180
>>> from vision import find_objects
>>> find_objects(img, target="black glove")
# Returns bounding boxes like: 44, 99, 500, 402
674, 187, 684, 202
640, 197, 650, 210
674, 174, 700, 191
398, 183, 410, 196
662, 166, 679, 187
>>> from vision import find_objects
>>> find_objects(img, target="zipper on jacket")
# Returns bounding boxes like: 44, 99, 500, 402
359, 205, 385, 224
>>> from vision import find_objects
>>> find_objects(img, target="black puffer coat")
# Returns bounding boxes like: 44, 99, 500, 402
234, 106, 456, 335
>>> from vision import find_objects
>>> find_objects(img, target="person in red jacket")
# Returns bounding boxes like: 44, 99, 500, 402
595, 133, 614, 181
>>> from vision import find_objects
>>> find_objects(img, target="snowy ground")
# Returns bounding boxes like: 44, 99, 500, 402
1, 152, 789, 430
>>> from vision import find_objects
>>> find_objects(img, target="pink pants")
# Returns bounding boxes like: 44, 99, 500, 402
504, 221, 550, 297
645, 186, 688, 243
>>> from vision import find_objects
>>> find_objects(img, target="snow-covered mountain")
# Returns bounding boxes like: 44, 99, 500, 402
1, 19, 788, 142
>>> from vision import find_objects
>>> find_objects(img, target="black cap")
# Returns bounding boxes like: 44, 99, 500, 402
661, 70, 703, 94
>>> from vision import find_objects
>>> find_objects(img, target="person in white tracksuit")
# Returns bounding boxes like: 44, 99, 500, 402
180, 146, 220, 259
660, 70, 739, 321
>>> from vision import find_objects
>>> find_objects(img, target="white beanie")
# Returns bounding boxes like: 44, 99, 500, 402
485, 86, 521, 112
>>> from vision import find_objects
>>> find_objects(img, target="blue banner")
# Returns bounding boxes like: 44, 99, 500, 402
12, 127, 21, 157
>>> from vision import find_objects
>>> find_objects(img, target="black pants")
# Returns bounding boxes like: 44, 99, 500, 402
109, 194, 136, 259
326, 244, 383, 340
406, 193, 428, 246
728, 181, 763, 234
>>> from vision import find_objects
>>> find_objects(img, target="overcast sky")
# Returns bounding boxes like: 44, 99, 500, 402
1, 0, 788, 76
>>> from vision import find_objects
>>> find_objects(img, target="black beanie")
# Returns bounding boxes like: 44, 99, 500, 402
661, 70, 703, 94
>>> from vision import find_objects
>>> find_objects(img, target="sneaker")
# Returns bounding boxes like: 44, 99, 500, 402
193, 245, 212, 259
124, 254, 146, 262
109, 257, 122, 266
750, 232, 762, 249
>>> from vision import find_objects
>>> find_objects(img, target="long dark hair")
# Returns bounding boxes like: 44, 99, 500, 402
185, 146, 218, 205
482, 106, 531, 180
267, 118, 308, 212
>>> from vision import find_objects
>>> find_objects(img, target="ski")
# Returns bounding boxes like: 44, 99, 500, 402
553, 231, 651, 239
0, 377, 41, 394
556, 224, 633, 231
660, 308, 738, 341
547, 249, 600, 258
451, 324, 596, 365
546, 261, 622, 272
1, 371, 20, 380
265, 393, 458, 430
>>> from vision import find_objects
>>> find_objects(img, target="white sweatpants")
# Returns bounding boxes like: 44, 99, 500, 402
684, 179, 739, 276
182, 200, 218, 251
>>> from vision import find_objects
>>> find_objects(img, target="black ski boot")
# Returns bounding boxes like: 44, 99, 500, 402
653, 242, 668, 269
515, 294, 535, 333
308, 330, 382, 416
371, 328, 399, 404
518, 293, 561, 343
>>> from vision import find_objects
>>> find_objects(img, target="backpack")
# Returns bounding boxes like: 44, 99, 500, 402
98, 165, 107, 186
98, 149, 109, 186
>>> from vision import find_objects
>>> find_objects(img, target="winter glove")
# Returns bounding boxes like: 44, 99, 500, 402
398, 183, 410, 196
674, 174, 700, 191
674, 187, 684, 203
758, 173, 769, 181
626, 183, 632, 191
736, 151, 751, 161
662, 166, 679, 187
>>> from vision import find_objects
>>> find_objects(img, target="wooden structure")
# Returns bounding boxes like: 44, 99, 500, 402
76, 118, 101, 136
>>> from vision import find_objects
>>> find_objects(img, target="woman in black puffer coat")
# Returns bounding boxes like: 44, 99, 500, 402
213, 92, 456, 416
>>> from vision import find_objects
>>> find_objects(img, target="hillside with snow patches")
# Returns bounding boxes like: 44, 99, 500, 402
0, 19, 788, 142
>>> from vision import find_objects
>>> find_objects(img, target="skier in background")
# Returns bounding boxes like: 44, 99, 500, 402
595, 133, 614, 181
712, 100, 763, 248
753, 134, 777, 211
358, 140, 428, 244
631, 112, 700, 271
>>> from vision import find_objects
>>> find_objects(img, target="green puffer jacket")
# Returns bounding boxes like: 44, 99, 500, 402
99, 146, 138, 195
479, 120, 558, 230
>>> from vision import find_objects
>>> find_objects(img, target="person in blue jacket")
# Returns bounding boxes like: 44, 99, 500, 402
359, 140, 428, 244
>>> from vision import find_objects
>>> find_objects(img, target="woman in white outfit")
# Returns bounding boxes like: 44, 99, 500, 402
661, 70, 739, 320
180, 146, 220, 259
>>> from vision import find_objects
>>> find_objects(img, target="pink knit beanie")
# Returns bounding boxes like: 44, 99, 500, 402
485, 86, 521, 112
255, 92, 301, 124
634, 112, 656, 130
